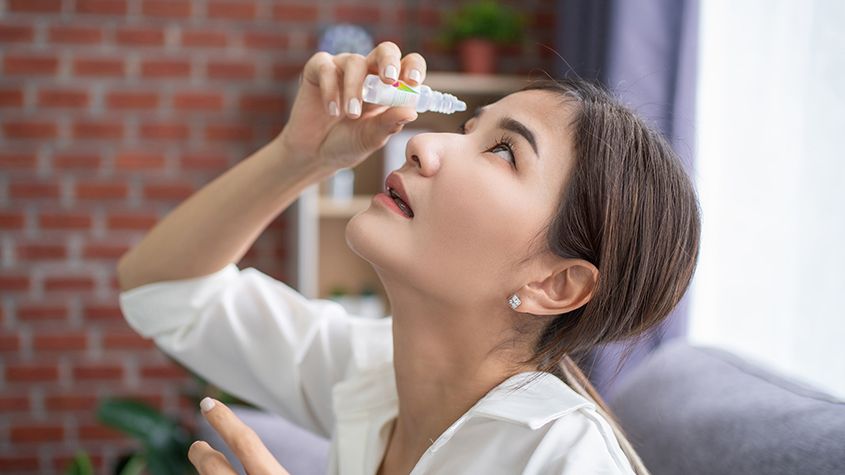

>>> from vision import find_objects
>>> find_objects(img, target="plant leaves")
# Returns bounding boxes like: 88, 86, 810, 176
97, 399, 179, 448
118, 454, 146, 475
96, 398, 194, 475
441, 0, 525, 45
64, 451, 94, 475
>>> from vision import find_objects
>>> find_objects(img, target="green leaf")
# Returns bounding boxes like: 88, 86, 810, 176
117, 454, 146, 475
65, 451, 94, 475
97, 399, 180, 448
96, 398, 194, 475
440, 0, 526, 46
145, 450, 191, 475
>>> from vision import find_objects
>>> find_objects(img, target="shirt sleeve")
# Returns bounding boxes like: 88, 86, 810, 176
118, 263, 371, 438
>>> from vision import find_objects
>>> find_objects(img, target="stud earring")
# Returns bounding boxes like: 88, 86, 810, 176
507, 293, 522, 310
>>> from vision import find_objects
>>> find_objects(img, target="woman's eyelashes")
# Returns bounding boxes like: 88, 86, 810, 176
490, 134, 517, 167
457, 122, 518, 168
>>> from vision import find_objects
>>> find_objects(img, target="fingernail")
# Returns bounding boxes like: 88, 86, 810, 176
200, 397, 215, 413
328, 101, 339, 117
396, 118, 413, 126
188, 440, 204, 462
409, 69, 421, 83
384, 64, 398, 81
348, 98, 361, 117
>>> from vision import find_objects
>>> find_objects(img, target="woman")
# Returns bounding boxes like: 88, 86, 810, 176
118, 42, 700, 474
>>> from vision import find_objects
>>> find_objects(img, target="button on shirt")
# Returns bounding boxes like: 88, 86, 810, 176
118, 264, 636, 475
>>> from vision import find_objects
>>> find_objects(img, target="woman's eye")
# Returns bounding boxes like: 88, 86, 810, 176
490, 143, 515, 165
458, 123, 516, 168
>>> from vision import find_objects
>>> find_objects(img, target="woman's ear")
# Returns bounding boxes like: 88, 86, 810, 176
514, 258, 598, 315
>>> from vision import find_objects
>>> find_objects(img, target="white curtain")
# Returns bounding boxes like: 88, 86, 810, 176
690, 0, 845, 399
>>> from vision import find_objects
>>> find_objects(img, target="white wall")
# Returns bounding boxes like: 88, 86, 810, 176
690, 0, 845, 398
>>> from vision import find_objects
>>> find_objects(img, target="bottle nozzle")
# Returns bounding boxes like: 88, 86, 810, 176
428, 90, 466, 114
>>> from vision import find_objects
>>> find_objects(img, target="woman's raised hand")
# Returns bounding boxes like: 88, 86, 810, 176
277, 42, 427, 173
189, 397, 290, 475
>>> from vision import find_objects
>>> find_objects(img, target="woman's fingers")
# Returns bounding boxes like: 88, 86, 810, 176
334, 53, 368, 119
188, 441, 239, 475
318, 61, 341, 117
399, 52, 427, 86
302, 51, 341, 118
301, 51, 333, 88
199, 397, 290, 475
364, 42, 426, 86
302, 43, 425, 121
367, 41, 403, 84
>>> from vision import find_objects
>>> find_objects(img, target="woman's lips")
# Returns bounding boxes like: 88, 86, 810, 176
387, 188, 414, 217
374, 192, 413, 219
385, 172, 413, 215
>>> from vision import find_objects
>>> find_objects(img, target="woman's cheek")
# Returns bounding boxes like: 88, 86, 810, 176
429, 189, 524, 270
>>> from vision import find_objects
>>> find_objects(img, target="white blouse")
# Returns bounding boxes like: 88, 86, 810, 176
118, 263, 636, 475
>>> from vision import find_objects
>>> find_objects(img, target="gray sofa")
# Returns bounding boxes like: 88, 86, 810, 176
198, 340, 845, 474
609, 340, 845, 474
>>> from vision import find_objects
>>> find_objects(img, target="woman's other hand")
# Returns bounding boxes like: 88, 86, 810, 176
277, 41, 427, 173
188, 397, 290, 475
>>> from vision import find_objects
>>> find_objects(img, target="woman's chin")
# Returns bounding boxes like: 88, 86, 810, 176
344, 211, 370, 261
345, 207, 409, 267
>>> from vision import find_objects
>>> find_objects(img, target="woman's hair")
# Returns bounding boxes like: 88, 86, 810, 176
512, 77, 702, 474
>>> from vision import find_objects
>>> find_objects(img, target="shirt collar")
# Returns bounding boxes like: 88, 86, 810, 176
469, 371, 597, 430
333, 365, 599, 459
336, 368, 596, 430
423, 371, 597, 452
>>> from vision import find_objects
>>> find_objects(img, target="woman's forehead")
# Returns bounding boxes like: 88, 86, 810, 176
493, 90, 572, 137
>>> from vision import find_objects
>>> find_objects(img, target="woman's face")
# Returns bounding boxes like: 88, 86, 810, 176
346, 90, 576, 309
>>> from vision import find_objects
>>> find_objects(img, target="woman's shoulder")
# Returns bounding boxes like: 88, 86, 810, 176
539, 406, 636, 473
472, 406, 635, 474
467, 372, 636, 474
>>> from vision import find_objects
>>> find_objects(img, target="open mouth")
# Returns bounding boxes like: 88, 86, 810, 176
387, 187, 414, 218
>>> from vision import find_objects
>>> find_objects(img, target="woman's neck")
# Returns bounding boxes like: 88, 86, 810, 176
381, 288, 537, 472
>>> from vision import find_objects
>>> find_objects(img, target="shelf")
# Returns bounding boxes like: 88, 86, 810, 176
318, 195, 373, 218
424, 71, 533, 96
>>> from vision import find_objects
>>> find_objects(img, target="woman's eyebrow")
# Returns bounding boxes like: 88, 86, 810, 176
499, 116, 539, 157
464, 106, 539, 157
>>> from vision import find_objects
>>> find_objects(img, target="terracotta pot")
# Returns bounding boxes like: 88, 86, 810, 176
458, 38, 497, 74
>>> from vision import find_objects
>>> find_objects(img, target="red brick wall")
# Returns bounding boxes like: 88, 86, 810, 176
0, 0, 556, 472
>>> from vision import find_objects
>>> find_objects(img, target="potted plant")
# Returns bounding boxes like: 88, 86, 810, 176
439, 0, 526, 74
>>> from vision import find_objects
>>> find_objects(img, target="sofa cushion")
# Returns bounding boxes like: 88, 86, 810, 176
608, 340, 845, 475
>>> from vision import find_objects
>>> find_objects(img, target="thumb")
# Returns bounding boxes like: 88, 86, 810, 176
360, 107, 418, 147
380, 106, 418, 127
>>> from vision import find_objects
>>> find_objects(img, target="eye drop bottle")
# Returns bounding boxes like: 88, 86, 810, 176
362, 74, 467, 114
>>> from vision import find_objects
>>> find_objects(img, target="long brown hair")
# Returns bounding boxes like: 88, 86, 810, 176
513, 77, 702, 474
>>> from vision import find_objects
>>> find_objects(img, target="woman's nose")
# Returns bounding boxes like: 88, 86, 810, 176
405, 133, 442, 176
